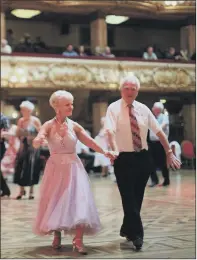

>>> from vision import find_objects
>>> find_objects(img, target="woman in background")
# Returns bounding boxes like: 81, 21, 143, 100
14, 101, 42, 200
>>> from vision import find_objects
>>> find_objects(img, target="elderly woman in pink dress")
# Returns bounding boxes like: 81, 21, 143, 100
33, 90, 117, 255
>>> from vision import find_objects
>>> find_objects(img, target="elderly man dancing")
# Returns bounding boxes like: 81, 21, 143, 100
105, 75, 181, 250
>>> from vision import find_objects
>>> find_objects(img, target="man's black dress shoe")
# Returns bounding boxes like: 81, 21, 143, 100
120, 231, 126, 238
132, 238, 143, 250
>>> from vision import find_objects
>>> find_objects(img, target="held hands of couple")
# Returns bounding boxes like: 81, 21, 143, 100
103, 150, 119, 162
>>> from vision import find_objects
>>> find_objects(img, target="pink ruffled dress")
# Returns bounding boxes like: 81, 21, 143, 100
33, 119, 101, 236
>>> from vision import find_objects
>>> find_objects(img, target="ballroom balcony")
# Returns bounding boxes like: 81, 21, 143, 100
1, 53, 195, 92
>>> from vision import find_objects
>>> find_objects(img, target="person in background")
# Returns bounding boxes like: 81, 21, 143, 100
175, 49, 189, 61
0, 103, 11, 197
1, 124, 20, 179
6, 29, 15, 47
94, 46, 102, 56
1, 39, 12, 54
143, 46, 157, 60
62, 44, 78, 57
77, 130, 95, 173
33, 36, 47, 53
164, 47, 177, 60
170, 141, 181, 163
78, 45, 87, 57
149, 102, 170, 187
102, 46, 115, 58
14, 101, 42, 200
94, 117, 111, 177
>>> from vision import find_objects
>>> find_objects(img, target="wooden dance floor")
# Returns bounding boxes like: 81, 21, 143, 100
1, 170, 195, 259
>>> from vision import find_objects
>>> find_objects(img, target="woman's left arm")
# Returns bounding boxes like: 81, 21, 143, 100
73, 122, 117, 159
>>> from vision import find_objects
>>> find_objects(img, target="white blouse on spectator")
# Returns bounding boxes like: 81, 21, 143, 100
104, 99, 162, 152
1, 45, 12, 54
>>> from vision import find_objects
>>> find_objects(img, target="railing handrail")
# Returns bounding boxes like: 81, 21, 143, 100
1, 52, 195, 64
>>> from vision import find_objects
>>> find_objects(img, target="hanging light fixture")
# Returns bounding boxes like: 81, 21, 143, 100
164, 1, 185, 6
106, 15, 129, 25
11, 9, 41, 19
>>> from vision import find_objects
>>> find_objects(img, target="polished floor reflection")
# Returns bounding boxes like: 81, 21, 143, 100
1, 170, 195, 259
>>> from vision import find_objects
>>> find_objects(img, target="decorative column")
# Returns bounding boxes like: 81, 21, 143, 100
92, 102, 108, 137
182, 103, 196, 144
90, 11, 107, 52
180, 25, 196, 57
1, 12, 6, 40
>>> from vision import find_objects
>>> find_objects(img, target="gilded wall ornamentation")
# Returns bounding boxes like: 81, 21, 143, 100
1, 55, 195, 92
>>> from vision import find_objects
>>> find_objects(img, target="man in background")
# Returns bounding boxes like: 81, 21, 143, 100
149, 102, 170, 187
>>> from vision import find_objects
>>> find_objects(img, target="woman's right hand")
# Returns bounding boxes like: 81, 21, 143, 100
33, 135, 45, 148
104, 150, 119, 161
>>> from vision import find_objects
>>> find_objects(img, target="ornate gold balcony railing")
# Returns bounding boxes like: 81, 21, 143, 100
1, 53, 195, 92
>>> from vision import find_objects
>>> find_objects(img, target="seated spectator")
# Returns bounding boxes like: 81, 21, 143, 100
143, 46, 157, 60
33, 36, 47, 53
165, 47, 177, 59
14, 38, 26, 52
6, 29, 15, 47
94, 46, 102, 56
62, 44, 78, 57
175, 49, 189, 61
102, 46, 115, 58
15, 33, 34, 53
23, 33, 34, 52
1, 39, 12, 54
78, 45, 87, 56
191, 51, 196, 61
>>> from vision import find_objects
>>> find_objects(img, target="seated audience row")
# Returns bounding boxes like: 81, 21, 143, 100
143, 45, 194, 61
1, 29, 196, 61
62, 44, 115, 58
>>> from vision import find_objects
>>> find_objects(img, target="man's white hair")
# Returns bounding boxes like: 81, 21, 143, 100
119, 75, 140, 90
153, 102, 164, 111
20, 101, 35, 111
49, 90, 74, 109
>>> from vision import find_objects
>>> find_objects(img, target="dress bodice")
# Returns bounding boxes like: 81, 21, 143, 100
47, 119, 78, 155
20, 120, 38, 146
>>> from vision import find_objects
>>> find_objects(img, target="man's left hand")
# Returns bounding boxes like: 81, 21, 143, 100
167, 152, 181, 170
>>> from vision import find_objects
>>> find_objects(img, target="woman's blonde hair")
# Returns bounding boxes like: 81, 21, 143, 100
20, 101, 35, 111
49, 90, 73, 109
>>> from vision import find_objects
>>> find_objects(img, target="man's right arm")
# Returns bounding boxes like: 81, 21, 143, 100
105, 106, 119, 152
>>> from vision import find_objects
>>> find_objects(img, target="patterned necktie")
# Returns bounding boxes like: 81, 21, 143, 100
128, 104, 142, 152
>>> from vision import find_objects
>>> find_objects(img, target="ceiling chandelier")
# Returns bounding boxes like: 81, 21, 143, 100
164, 1, 185, 6
11, 9, 41, 19
106, 15, 129, 25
